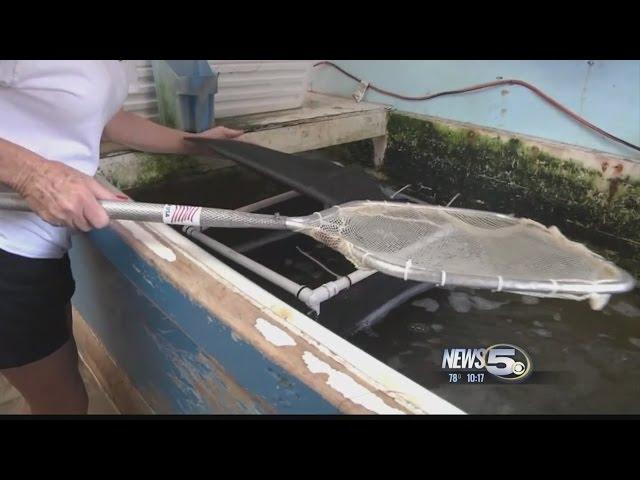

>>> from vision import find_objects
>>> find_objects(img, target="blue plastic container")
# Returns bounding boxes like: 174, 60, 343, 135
151, 60, 218, 133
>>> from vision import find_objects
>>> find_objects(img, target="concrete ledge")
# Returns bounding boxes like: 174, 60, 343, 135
101, 92, 389, 157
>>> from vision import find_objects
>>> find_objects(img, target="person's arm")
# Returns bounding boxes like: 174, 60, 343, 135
102, 109, 244, 155
0, 137, 121, 231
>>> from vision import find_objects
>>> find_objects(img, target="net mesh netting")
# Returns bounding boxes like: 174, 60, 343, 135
297, 201, 632, 296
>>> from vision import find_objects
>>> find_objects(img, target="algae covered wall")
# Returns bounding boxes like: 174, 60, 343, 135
334, 111, 640, 278
99, 153, 214, 191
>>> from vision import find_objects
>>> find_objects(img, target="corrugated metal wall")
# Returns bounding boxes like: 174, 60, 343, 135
124, 60, 313, 120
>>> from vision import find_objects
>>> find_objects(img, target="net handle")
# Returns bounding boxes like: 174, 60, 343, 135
0, 193, 291, 230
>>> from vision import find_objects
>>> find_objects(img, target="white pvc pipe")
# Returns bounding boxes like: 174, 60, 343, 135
299, 270, 376, 310
183, 226, 375, 313
236, 190, 300, 212
185, 226, 303, 296
186, 191, 377, 312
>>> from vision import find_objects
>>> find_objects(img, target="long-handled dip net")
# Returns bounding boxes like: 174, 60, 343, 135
0, 194, 634, 308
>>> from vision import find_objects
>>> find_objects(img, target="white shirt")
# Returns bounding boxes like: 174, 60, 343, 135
0, 60, 129, 259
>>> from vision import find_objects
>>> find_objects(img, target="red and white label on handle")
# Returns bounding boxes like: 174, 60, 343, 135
162, 205, 202, 226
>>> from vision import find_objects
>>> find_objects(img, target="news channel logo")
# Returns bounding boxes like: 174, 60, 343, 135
441, 344, 533, 384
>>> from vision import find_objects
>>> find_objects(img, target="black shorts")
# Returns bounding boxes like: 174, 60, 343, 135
0, 247, 76, 369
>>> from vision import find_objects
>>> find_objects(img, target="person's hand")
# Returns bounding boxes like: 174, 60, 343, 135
15, 158, 123, 231
193, 125, 244, 141
182, 125, 246, 154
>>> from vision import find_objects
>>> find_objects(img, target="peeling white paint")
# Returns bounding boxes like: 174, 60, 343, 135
142, 222, 465, 414
120, 221, 176, 262
255, 318, 296, 347
302, 351, 404, 415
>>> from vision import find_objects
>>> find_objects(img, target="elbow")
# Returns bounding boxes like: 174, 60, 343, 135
102, 109, 128, 144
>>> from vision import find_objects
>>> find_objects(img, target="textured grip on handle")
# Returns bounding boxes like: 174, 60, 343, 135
199, 207, 288, 229
0, 194, 291, 230
98, 201, 290, 229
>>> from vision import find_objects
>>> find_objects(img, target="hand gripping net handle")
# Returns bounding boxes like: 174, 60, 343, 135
0, 195, 290, 230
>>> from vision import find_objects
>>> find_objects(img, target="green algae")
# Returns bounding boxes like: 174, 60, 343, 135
330, 112, 640, 277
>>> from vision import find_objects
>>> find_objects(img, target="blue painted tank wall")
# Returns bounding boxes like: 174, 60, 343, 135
310, 60, 640, 160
